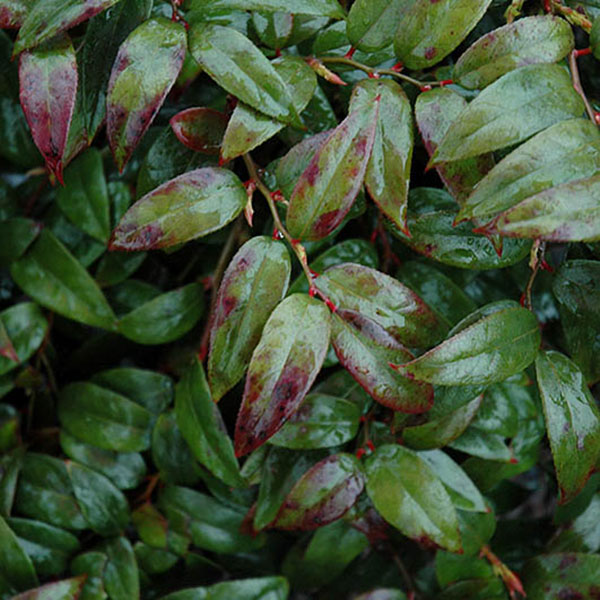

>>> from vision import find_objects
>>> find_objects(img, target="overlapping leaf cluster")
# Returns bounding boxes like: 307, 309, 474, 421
0, 0, 600, 599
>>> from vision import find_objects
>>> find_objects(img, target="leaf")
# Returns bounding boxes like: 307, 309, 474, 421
107, 18, 187, 171
117, 283, 204, 345
96, 252, 147, 287
269, 393, 360, 449
393, 0, 492, 70
415, 88, 494, 204
13, 0, 121, 54
454, 16, 574, 89
349, 79, 413, 233
523, 553, 600, 599
286, 100, 379, 241
365, 444, 462, 552
252, 12, 294, 50
160, 577, 289, 600
66, 461, 130, 536
59, 382, 154, 452
535, 351, 600, 503
9, 577, 86, 600
80, 0, 153, 141
354, 591, 407, 600
0, 449, 23, 518
175, 358, 243, 488
57, 149, 110, 243
314, 263, 446, 348
0, 218, 42, 266
273, 453, 364, 530
0, 0, 34, 29
393, 301, 540, 385
19, 36, 78, 181
170, 107, 228, 154
431, 64, 585, 164
553, 260, 600, 328
220, 56, 316, 161
100, 536, 140, 600
484, 174, 600, 242
10, 229, 117, 330
0, 514, 38, 595
208, 236, 291, 401
234, 294, 331, 457
191, 0, 345, 17
189, 24, 302, 127
110, 168, 247, 250
331, 311, 434, 413
346, 0, 409, 52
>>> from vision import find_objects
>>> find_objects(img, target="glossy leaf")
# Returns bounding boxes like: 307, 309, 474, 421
208, 236, 291, 401
161, 577, 289, 600
100, 536, 140, 600
273, 453, 364, 530
393, 0, 492, 70
1, 451, 24, 518
393, 301, 540, 385
189, 24, 302, 127
96, 251, 146, 287
346, 0, 408, 52
349, 79, 413, 232
331, 311, 434, 413
57, 148, 110, 243
59, 382, 154, 452
13, 0, 121, 54
107, 18, 187, 171
170, 107, 228, 154
535, 351, 600, 503
286, 101, 378, 241
193, 0, 344, 16
10, 229, 117, 330
365, 444, 462, 552
110, 168, 246, 250
354, 591, 407, 600
314, 263, 446, 348
0, 514, 38, 595
117, 283, 204, 345
19, 36, 77, 181
175, 358, 243, 488
0, 218, 41, 266
220, 56, 316, 161
431, 64, 584, 165
252, 12, 294, 50
10, 577, 86, 600
553, 260, 600, 328
454, 16, 574, 89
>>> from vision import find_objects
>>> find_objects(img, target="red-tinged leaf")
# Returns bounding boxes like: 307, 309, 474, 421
13, 0, 121, 54
107, 17, 187, 172
234, 294, 331, 457
0, 0, 33, 29
10, 577, 87, 600
273, 453, 364, 530
19, 36, 78, 182
0, 320, 19, 364
286, 99, 379, 241
110, 168, 247, 251
170, 108, 228, 155
331, 311, 434, 413
314, 263, 447, 348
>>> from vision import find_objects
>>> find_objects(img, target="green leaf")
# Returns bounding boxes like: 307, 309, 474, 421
160, 576, 289, 600
234, 294, 331, 457
415, 88, 494, 204
59, 382, 154, 452
220, 56, 316, 161
111, 168, 246, 250
57, 149, 110, 242
208, 236, 291, 401
393, 301, 540, 385
0, 514, 38, 595
70, 551, 109, 600
456, 119, 600, 223
365, 444, 462, 552
11, 229, 117, 330
349, 79, 413, 233
117, 283, 204, 345
286, 99, 379, 241
18, 36, 78, 181
107, 18, 187, 171
0, 218, 42, 266
96, 251, 147, 287
269, 393, 360, 449
354, 591, 407, 600
331, 311, 434, 413
454, 16, 574, 89
10, 577, 86, 600
431, 65, 585, 165
189, 24, 302, 127
0, 449, 23, 518
553, 260, 600, 329
523, 553, 600, 599
13, 0, 121, 54
535, 351, 600, 504
191, 0, 344, 17
314, 263, 446, 348
346, 0, 409, 52
0, 0, 34, 29
252, 12, 293, 49
393, 0, 492, 69
170, 107, 228, 154
175, 358, 243, 487
100, 537, 140, 600
273, 453, 364, 530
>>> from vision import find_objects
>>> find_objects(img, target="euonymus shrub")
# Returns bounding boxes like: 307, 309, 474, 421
0, 0, 599, 598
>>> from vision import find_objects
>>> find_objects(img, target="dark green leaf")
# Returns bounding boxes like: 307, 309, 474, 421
192, 0, 344, 17
170, 107, 227, 154
96, 251, 147, 287
0, 514, 38, 595
132, 503, 189, 555
160, 576, 289, 600
100, 536, 140, 600
0, 218, 41, 266
252, 12, 293, 49
10, 577, 86, 600
553, 260, 600, 328
70, 551, 108, 600
0, 449, 23, 518
354, 591, 407, 600
346, 0, 408, 52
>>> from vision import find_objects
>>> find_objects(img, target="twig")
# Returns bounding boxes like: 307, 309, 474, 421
569, 49, 598, 125
551, 1, 592, 32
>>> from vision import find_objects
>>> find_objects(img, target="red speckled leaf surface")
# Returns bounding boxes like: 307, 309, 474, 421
170, 107, 228, 155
